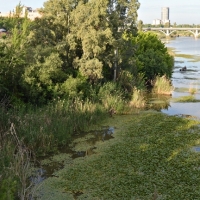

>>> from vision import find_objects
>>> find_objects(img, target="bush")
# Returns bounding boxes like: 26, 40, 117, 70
61, 76, 85, 99
118, 70, 146, 94
98, 82, 126, 112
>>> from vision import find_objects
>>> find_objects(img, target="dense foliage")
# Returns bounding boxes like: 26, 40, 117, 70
130, 32, 174, 81
0, 0, 173, 105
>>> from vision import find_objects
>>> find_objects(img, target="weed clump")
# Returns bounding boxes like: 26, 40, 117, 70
129, 87, 146, 108
152, 75, 174, 95
189, 83, 198, 95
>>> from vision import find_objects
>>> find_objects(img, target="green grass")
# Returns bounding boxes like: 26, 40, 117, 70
172, 95, 200, 102
33, 112, 200, 200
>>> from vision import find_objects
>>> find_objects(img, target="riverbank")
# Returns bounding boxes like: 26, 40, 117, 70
33, 111, 200, 199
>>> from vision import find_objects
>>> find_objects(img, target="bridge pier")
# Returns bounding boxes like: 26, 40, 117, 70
194, 30, 199, 38
166, 30, 170, 37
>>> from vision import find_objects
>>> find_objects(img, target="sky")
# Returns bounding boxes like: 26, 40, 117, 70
0, 0, 199, 25
0, 0, 45, 12
138, 0, 200, 25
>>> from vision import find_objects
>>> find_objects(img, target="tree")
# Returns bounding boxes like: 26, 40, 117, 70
173, 22, 177, 27
70, 0, 113, 81
164, 22, 170, 28
23, 52, 67, 103
0, 0, 141, 103
39, 0, 140, 81
129, 32, 174, 82
0, 12, 31, 100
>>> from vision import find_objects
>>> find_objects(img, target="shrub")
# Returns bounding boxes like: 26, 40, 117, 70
61, 76, 85, 99
118, 70, 146, 94
98, 82, 126, 112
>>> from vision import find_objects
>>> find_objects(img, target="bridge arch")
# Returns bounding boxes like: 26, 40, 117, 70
156, 30, 176, 37
187, 30, 200, 38
143, 27, 200, 38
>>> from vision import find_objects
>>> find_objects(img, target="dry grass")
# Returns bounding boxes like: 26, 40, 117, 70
189, 83, 198, 95
129, 87, 146, 108
152, 75, 174, 95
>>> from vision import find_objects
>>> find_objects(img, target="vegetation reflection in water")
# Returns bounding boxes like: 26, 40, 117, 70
33, 112, 200, 200
32, 126, 115, 180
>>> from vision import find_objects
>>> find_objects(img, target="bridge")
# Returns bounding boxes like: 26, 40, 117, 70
143, 27, 200, 38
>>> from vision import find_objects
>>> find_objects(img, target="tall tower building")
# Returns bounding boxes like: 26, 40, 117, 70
161, 7, 170, 24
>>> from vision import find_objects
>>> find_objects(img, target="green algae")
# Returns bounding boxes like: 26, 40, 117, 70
175, 54, 200, 62
172, 95, 200, 102
33, 112, 200, 199
174, 87, 191, 93
167, 46, 200, 62
41, 153, 72, 166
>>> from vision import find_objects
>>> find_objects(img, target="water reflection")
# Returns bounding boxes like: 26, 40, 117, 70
146, 93, 171, 111
161, 102, 200, 119
34, 126, 115, 180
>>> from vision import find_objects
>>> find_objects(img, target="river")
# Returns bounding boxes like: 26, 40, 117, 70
161, 37, 200, 118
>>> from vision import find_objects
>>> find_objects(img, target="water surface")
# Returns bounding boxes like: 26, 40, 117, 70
161, 37, 200, 118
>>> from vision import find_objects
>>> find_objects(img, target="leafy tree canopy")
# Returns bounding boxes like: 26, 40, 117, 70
124, 32, 174, 82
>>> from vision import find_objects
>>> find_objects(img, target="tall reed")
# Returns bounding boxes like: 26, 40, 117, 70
98, 82, 127, 113
189, 83, 198, 95
129, 87, 146, 109
3, 98, 107, 155
0, 119, 33, 199
152, 75, 174, 95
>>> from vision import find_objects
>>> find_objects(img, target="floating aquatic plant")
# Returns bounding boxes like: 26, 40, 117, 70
33, 112, 200, 199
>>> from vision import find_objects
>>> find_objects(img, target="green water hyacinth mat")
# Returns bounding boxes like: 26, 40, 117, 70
34, 111, 200, 200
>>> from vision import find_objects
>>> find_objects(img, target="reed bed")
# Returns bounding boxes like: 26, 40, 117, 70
129, 87, 146, 108
152, 75, 174, 95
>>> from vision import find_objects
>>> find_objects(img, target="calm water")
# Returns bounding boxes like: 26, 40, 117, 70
161, 37, 200, 118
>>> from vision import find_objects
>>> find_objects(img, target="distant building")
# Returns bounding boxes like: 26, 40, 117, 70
152, 19, 161, 25
21, 6, 42, 20
0, 6, 42, 21
161, 7, 170, 25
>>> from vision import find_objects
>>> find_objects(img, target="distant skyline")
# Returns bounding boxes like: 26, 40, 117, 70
138, 0, 200, 25
0, 0, 200, 25
0, 0, 45, 13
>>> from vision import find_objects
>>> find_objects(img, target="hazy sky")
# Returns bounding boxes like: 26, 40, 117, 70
138, 0, 200, 25
0, 0, 45, 12
0, 0, 199, 25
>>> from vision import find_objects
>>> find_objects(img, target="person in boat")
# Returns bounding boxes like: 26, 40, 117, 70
180, 66, 187, 71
